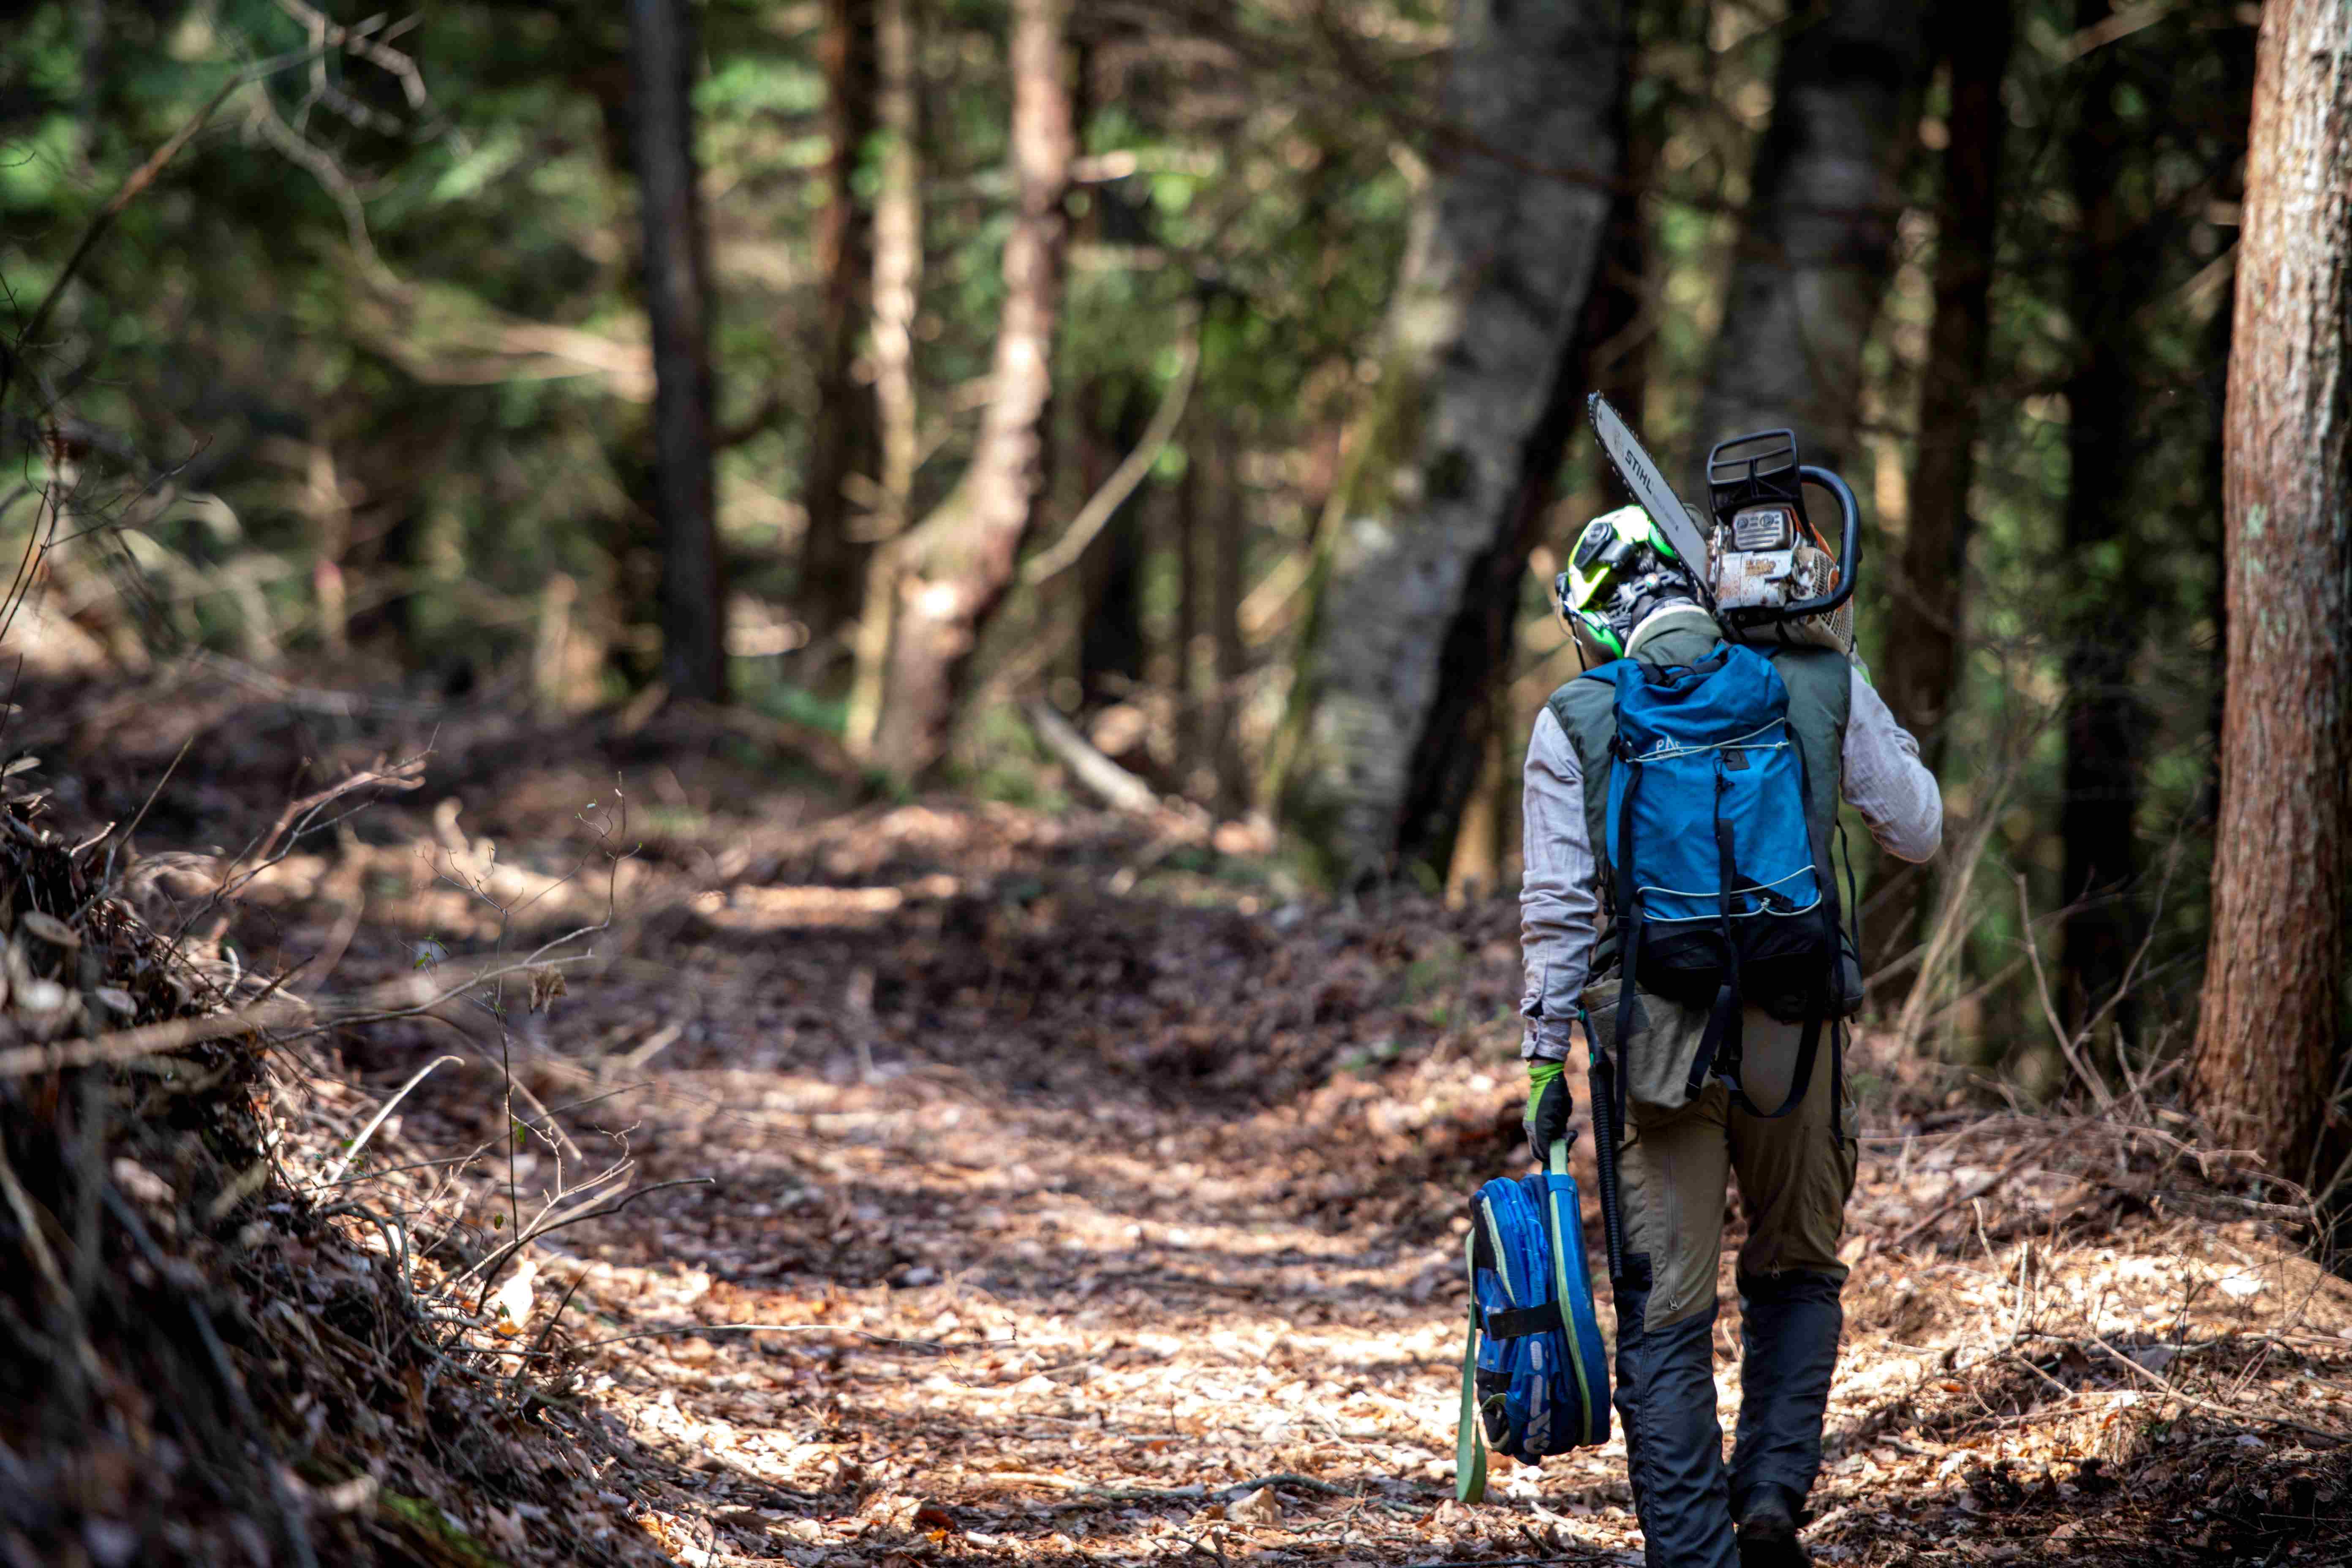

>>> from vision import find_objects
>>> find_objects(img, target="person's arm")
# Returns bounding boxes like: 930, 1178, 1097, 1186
1520, 706, 1602, 1061
1841, 668, 1943, 862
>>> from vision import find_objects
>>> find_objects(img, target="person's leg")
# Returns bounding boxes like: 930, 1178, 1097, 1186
1725, 1013, 1857, 1538
1609, 1084, 1737, 1568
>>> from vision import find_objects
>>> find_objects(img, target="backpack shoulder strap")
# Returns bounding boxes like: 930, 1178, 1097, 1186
1606, 673, 1645, 1141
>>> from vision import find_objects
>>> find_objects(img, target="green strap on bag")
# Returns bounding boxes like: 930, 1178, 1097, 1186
1456, 1227, 1489, 1503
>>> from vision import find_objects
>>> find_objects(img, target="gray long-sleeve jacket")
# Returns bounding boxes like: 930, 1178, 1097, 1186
1519, 607, 1943, 1062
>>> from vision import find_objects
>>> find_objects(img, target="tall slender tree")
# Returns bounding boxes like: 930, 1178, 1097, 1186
844, 0, 924, 760
801, 0, 882, 640
1871, 0, 2014, 973
1693, 0, 1933, 483
2058, 0, 2150, 1025
2188, 0, 2352, 1184
626, 0, 727, 702
872, 0, 1073, 779
1076, 377, 1150, 711
1279, 0, 1628, 882
1882, 0, 2012, 775
1206, 410, 1250, 818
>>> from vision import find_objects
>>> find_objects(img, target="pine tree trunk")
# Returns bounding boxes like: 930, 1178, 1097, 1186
1279, 0, 1627, 884
2188, 0, 2352, 1184
872, 0, 1072, 779
1693, 0, 1933, 481
801, 0, 882, 640
626, 0, 727, 702
1869, 0, 2013, 975
2058, 0, 2149, 1027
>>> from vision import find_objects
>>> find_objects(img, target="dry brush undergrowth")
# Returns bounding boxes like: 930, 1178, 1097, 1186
0, 750, 683, 1568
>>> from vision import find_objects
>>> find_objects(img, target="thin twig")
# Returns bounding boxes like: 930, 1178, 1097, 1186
2087, 1332, 2347, 1447
1022, 311, 1201, 584
1885, 1129, 2072, 1252
2014, 876, 2117, 1112
320, 1055, 460, 1186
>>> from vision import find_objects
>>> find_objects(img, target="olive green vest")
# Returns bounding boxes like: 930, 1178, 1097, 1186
1546, 612, 1851, 921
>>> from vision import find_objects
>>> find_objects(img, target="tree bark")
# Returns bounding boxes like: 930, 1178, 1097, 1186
800, 0, 882, 640
844, 0, 924, 760
1279, 0, 1627, 884
2058, 0, 2149, 1026
2188, 0, 2352, 1184
1869, 0, 2014, 974
872, 0, 1072, 779
1208, 413, 1250, 818
1881, 0, 2011, 771
1693, 0, 1933, 482
626, 0, 727, 702
1077, 377, 1149, 711
1175, 425, 1204, 781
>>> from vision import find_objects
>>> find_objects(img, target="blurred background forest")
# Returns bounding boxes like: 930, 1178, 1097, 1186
0, 0, 2329, 1107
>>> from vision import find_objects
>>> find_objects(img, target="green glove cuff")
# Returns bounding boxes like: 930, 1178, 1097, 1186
1526, 1060, 1563, 1125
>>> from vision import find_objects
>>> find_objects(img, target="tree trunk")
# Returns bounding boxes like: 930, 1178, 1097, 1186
872, 0, 1072, 779
1209, 413, 1250, 818
801, 0, 882, 640
1868, 0, 2014, 974
1175, 427, 1204, 783
2188, 0, 2352, 1184
1582, 57, 1661, 427
626, 0, 727, 702
2058, 0, 2148, 1027
1279, 0, 1627, 884
1692, 0, 1933, 482
844, 0, 923, 760
1077, 377, 1149, 711
1881, 0, 2010, 770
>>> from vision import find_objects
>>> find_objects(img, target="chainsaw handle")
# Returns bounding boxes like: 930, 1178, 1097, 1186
1784, 463, 1859, 622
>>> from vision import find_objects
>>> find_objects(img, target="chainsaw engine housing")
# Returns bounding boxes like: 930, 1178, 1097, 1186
1704, 430, 1858, 654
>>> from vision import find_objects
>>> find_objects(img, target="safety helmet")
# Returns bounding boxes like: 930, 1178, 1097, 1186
1552, 504, 1701, 664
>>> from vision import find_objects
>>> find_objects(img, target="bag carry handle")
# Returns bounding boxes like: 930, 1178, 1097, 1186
1538, 1138, 1603, 1446
1455, 1226, 1488, 1503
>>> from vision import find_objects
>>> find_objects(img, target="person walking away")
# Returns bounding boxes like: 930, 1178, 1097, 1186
1518, 504, 1941, 1567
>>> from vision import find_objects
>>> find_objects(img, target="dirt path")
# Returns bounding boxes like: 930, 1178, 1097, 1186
33, 678, 2352, 1566
344, 798, 2349, 1568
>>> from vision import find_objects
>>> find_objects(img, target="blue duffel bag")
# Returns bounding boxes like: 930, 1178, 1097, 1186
1454, 1137, 1611, 1501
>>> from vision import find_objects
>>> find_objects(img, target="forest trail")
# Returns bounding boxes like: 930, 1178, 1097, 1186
32, 677, 2352, 1567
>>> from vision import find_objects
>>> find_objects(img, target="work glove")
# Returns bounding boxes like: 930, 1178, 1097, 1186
1524, 1060, 1572, 1166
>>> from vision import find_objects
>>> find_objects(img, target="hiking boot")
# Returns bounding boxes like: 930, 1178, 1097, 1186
1735, 1484, 1809, 1568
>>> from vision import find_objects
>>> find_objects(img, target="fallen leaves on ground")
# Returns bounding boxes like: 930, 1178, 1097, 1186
10, 667, 2348, 1566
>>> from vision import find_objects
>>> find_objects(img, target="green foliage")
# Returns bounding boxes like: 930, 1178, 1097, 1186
0, 0, 2284, 1090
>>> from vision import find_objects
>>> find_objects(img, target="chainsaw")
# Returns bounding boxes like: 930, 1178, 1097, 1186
1586, 395, 1862, 654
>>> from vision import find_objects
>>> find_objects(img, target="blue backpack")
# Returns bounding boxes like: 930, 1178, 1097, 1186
1584, 641, 1840, 1125
1454, 1138, 1611, 1501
